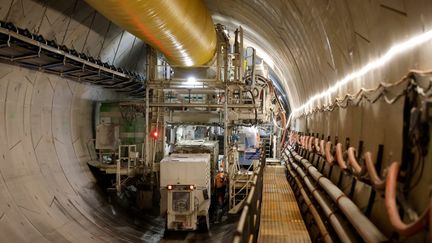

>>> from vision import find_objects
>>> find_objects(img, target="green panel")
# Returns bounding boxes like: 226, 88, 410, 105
99, 102, 146, 147
100, 102, 120, 112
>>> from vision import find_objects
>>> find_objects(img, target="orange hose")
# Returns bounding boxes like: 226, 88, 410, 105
325, 141, 335, 165
320, 140, 326, 156
347, 147, 364, 176
335, 143, 348, 170
385, 162, 430, 236
314, 138, 320, 153
364, 152, 385, 189
308, 136, 314, 152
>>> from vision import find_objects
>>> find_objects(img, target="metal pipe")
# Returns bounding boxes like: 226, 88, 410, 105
223, 87, 228, 175
233, 205, 249, 243
145, 88, 149, 167
239, 26, 244, 81
85, 0, 217, 67
286, 151, 356, 242
290, 149, 387, 243
385, 162, 431, 236
286, 161, 333, 243
148, 103, 257, 108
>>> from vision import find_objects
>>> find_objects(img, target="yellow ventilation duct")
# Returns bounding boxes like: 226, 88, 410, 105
85, 0, 217, 67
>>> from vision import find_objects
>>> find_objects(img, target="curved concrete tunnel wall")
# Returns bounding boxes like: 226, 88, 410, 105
0, 0, 431, 241
0, 0, 158, 242
0, 65, 144, 242
206, 1, 432, 237
206, 0, 432, 108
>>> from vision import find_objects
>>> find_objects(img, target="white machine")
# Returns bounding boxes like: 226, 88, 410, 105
160, 153, 211, 230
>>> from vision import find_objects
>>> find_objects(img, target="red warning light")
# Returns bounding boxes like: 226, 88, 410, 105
151, 130, 159, 139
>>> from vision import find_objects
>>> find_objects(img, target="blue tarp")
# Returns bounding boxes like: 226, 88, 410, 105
239, 149, 260, 165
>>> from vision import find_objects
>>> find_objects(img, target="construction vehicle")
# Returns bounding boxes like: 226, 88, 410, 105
160, 153, 211, 230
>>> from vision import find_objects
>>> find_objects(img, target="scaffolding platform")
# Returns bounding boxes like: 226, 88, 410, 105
258, 165, 311, 243
87, 160, 143, 175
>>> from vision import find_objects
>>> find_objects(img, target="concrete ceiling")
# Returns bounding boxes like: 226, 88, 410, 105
205, 0, 432, 111
3, 0, 432, 110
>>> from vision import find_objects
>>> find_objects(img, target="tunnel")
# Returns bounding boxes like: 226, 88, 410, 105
0, 0, 431, 242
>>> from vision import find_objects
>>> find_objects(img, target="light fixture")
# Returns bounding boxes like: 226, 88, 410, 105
167, 185, 173, 190
187, 76, 196, 84
292, 29, 432, 118
189, 185, 195, 190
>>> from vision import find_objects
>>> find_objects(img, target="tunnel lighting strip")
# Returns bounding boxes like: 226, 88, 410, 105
291, 29, 432, 120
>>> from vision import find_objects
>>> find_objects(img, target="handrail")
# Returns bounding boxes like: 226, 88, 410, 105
232, 153, 264, 243
233, 206, 249, 243
364, 152, 385, 189
325, 141, 335, 165
385, 162, 431, 236
335, 143, 348, 170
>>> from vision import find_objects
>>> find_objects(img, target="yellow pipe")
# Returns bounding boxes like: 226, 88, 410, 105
85, 0, 217, 67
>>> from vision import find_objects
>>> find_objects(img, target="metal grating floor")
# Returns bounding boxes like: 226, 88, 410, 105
258, 165, 311, 243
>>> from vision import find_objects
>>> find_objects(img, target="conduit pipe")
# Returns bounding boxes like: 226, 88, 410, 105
286, 151, 356, 243
286, 160, 335, 243
279, 112, 288, 148
385, 162, 431, 236
290, 149, 387, 243
85, 0, 217, 67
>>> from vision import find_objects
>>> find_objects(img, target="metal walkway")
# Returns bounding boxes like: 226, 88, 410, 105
258, 165, 311, 243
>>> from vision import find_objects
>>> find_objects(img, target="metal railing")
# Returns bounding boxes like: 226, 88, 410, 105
232, 154, 265, 243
